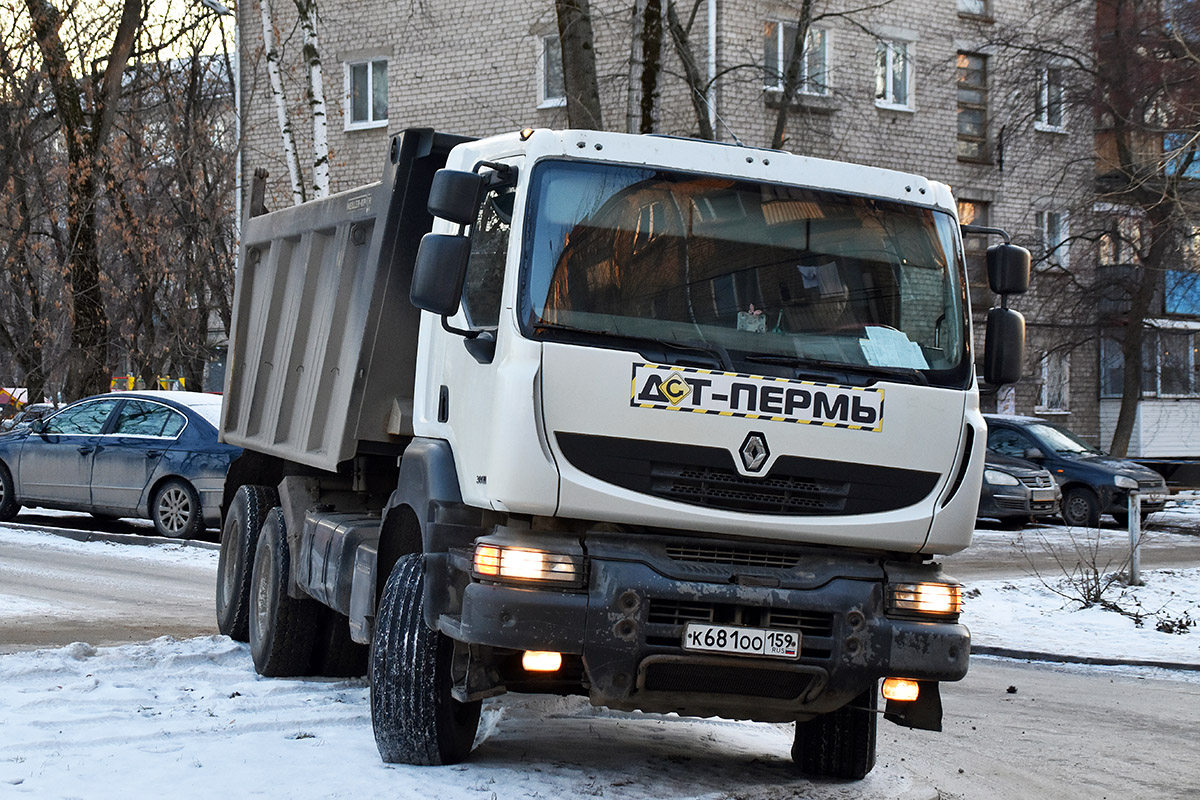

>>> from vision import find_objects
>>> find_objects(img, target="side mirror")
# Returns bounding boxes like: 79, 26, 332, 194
984, 307, 1025, 385
30, 418, 46, 434
427, 169, 486, 225
411, 233, 471, 316
987, 244, 1031, 295
1025, 447, 1045, 460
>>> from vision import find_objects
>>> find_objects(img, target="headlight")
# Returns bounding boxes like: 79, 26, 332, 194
888, 582, 962, 617
1114, 475, 1138, 489
984, 469, 1020, 486
473, 544, 585, 586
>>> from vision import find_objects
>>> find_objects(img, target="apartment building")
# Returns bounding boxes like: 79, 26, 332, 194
238, 0, 1105, 440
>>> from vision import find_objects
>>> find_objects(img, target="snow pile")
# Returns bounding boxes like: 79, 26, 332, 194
0, 636, 922, 800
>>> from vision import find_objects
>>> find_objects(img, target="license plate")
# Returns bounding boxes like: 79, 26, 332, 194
1032, 488, 1057, 502
682, 623, 800, 660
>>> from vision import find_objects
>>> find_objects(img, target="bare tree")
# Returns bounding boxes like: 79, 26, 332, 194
556, 0, 604, 129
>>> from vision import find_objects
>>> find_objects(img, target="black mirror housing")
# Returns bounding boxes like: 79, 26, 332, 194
987, 243, 1031, 295
1025, 447, 1044, 460
427, 169, 486, 226
411, 233, 471, 316
984, 307, 1026, 386
30, 418, 46, 434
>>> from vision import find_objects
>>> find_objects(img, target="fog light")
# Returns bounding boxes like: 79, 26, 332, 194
472, 543, 583, 585
889, 582, 962, 616
882, 677, 920, 702
522, 651, 562, 672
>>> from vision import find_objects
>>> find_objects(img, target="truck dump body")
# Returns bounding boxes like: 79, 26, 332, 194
221, 130, 470, 472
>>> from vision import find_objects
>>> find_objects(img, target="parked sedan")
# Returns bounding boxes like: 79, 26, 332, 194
976, 450, 1060, 528
0, 391, 239, 538
983, 414, 1169, 528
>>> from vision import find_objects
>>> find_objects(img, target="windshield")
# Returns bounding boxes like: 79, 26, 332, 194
520, 161, 969, 387
1027, 422, 1100, 454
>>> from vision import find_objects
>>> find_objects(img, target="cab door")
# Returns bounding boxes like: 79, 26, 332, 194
17, 398, 120, 505
90, 399, 185, 513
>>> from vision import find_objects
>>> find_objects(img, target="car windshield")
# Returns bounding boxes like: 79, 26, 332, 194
519, 160, 969, 387
1026, 422, 1101, 454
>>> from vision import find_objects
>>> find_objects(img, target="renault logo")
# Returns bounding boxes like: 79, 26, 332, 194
739, 432, 770, 473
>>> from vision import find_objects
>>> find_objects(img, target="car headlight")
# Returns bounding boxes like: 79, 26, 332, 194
984, 469, 1020, 486
1114, 475, 1138, 490
888, 582, 962, 617
473, 544, 585, 586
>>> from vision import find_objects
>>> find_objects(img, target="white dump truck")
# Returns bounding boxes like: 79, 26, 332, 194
217, 127, 1028, 779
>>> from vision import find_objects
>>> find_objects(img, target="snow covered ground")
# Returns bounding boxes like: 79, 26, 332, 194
0, 505, 1197, 798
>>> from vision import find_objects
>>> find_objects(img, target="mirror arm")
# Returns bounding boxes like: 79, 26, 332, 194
960, 224, 1011, 244
441, 315, 481, 340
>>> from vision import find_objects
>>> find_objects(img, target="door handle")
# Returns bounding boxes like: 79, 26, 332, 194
77, 445, 94, 455
145, 450, 162, 459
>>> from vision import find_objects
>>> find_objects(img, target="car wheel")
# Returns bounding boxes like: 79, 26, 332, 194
216, 484, 278, 642
1061, 487, 1101, 528
792, 683, 878, 780
249, 507, 320, 676
0, 461, 21, 521
371, 553, 481, 765
152, 479, 204, 538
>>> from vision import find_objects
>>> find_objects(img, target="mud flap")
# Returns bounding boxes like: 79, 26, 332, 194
884, 680, 943, 731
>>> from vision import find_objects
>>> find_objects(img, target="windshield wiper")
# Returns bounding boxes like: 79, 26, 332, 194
743, 354, 928, 386
532, 322, 733, 370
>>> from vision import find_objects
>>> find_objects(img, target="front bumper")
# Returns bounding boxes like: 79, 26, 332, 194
437, 530, 969, 722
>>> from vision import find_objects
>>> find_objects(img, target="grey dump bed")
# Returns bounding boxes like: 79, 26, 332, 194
221, 129, 470, 472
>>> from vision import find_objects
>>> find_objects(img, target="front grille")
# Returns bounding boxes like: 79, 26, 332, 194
1031, 501, 1055, 511
556, 432, 940, 517
1138, 479, 1165, 490
665, 544, 800, 569
1019, 474, 1054, 489
647, 599, 835, 637
643, 661, 814, 699
995, 497, 1030, 510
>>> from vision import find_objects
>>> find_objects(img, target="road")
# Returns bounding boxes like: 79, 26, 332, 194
1, 515, 1198, 798
0, 513, 218, 654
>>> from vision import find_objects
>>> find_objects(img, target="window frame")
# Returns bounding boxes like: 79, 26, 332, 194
874, 38, 913, 111
538, 34, 566, 109
344, 58, 388, 131
1101, 327, 1200, 398
1035, 66, 1067, 133
1037, 209, 1070, 269
1036, 350, 1071, 413
763, 20, 831, 97
956, 52, 988, 162
957, 0, 990, 19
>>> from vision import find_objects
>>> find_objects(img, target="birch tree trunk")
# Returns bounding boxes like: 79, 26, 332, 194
259, 0, 306, 205
294, 0, 329, 198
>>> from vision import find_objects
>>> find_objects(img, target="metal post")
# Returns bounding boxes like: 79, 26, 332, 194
1128, 490, 1142, 586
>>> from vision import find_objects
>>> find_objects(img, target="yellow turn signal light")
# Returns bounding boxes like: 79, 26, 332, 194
888, 582, 962, 616
882, 677, 921, 702
522, 651, 563, 672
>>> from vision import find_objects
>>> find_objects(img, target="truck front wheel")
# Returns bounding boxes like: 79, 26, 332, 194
249, 508, 320, 676
370, 553, 481, 765
216, 484, 278, 642
792, 683, 878, 780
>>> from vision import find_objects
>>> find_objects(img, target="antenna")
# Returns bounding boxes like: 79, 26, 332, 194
688, 84, 745, 147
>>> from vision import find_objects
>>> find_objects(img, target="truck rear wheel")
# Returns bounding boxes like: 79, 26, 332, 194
307, 607, 368, 678
792, 683, 878, 780
249, 508, 320, 676
216, 484, 278, 642
370, 553, 480, 765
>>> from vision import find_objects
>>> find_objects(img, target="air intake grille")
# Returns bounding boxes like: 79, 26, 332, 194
556, 433, 939, 517
643, 662, 813, 699
665, 544, 800, 569
647, 599, 835, 637
1018, 474, 1054, 489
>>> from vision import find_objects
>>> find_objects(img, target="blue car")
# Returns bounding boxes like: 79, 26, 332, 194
0, 391, 240, 538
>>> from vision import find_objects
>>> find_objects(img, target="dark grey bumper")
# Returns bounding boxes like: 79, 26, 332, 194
440, 532, 969, 722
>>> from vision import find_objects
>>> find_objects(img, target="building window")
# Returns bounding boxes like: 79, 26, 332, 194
1036, 67, 1067, 131
874, 39, 912, 109
958, 199, 990, 311
958, 0, 988, 17
1102, 331, 1200, 397
1037, 210, 1069, 268
956, 53, 987, 161
1164, 131, 1200, 178
539, 34, 565, 108
1099, 213, 1142, 266
345, 59, 387, 129
1037, 350, 1070, 411
1166, 270, 1200, 316
764, 21, 829, 96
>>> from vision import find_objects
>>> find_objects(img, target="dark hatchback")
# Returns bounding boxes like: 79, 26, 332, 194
0, 391, 240, 538
983, 414, 1168, 527
977, 450, 1060, 527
